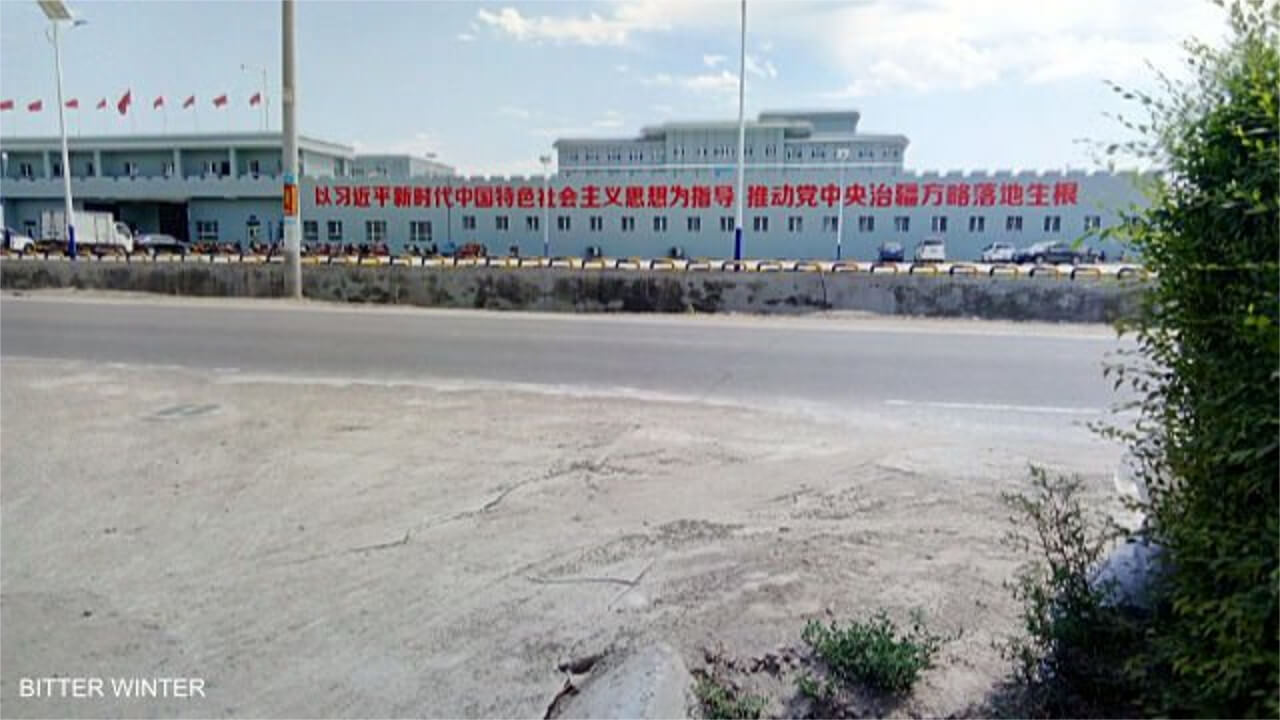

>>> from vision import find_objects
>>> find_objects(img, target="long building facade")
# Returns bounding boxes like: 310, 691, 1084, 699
1, 110, 1147, 260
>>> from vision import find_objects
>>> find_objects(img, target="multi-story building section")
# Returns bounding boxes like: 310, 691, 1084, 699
557, 110, 907, 177
1, 110, 1146, 259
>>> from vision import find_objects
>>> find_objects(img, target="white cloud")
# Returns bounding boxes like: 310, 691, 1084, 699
814, 0, 1223, 97
475, 6, 664, 46
682, 70, 739, 92
614, 64, 630, 73
642, 70, 739, 94
473, 0, 1222, 98
496, 105, 531, 119
592, 110, 625, 128
350, 131, 444, 159
744, 54, 778, 79
456, 32, 475, 42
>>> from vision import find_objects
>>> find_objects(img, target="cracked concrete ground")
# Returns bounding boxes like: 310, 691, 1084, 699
0, 357, 1122, 718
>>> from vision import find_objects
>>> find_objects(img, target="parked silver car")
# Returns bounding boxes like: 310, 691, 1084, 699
980, 241, 1016, 263
135, 233, 190, 255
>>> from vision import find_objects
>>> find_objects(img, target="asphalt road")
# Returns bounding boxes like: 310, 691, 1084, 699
0, 295, 1128, 418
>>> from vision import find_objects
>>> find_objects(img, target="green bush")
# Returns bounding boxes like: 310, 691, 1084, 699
692, 675, 766, 720
999, 468, 1146, 718
1101, 0, 1279, 715
800, 611, 942, 694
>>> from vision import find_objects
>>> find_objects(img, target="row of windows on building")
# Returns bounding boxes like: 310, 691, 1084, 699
16, 158, 275, 180
565, 144, 900, 165
192, 213, 1105, 244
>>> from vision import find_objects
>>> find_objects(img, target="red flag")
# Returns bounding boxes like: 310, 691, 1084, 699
27, 100, 42, 112
117, 90, 131, 115
0, 100, 14, 111
249, 92, 262, 106
212, 94, 228, 108
65, 98, 79, 109
182, 95, 195, 109
96, 97, 107, 110
153, 95, 164, 109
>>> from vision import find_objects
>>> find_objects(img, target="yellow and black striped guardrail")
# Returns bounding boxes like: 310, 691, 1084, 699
0, 249, 1147, 279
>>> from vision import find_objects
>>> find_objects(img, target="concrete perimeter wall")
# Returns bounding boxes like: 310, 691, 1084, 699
0, 260, 1144, 323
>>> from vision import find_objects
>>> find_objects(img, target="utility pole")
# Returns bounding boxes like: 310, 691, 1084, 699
540, 154, 551, 257
38, 0, 81, 258
835, 147, 849, 259
281, 0, 301, 298
732, 0, 746, 261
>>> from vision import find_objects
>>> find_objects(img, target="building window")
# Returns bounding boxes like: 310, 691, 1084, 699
163, 161, 175, 178
787, 216, 803, 233
195, 221, 219, 242
327, 220, 343, 242
123, 161, 139, 177
462, 215, 477, 230
526, 216, 539, 232
248, 160, 261, 176
410, 220, 432, 244
557, 216, 571, 231
495, 216, 509, 231
85, 161, 95, 176
720, 216, 734, 232
894, 216, 910, 233
589, 216, 603, 232
1006, 215, 1023, 232
968, 215, 986, 233
246, 216, 262, 241
930, 216, 948, 233
303, 220, 318, 243
653, 216, 668, 232
687, 216, 701, 232
621, 216, 635, 232
752, 216, 769, 232
1084, 215, 1102, 231
822, 216, 838, 232
18, 162, 34, 179
365, 219, 387, 244
23, 220, 37, 237
52, 162, 62, 177
1043, 215, 1061, 233
858, 215, 875, 232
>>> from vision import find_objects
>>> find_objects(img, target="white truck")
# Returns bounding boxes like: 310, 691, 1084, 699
40, 210, 135, 253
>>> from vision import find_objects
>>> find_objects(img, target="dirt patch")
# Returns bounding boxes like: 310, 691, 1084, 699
0, 358, 1122, 717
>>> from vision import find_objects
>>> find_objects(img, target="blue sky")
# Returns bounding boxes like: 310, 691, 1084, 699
1, 0, 1226, 177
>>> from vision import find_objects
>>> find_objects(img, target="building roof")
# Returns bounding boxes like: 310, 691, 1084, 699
0, 132, 355, 157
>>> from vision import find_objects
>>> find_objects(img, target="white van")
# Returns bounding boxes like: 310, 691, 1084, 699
913, 237, 946, 263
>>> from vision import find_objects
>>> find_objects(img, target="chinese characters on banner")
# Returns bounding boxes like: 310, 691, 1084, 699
312, 181, 1081, 210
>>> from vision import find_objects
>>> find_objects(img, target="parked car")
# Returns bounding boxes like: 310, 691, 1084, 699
4, 227, 35, 252
1015, 241, 1101, 265
1012, 241, 1051, 264
877, 241, 905, 263
980, 241, 1016, 263
913, 237, 946, 263
135, 233, 189, 255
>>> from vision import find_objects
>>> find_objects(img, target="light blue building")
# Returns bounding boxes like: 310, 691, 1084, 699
1, 110, 1147, 259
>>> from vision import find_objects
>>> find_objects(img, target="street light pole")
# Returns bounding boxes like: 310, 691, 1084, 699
835, 147, 849, 260
281, 0, 301, 298
732, 0, 747, 261
38, 0, 79, 257
540, 154, 551, 257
